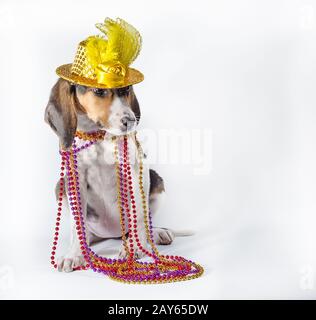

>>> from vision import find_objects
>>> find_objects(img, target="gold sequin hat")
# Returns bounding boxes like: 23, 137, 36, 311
56, 17, 144, 89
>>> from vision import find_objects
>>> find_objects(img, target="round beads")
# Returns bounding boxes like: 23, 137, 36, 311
51, 131, 204, 284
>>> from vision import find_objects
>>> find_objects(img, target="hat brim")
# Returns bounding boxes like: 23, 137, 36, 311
56, 64, 144, 89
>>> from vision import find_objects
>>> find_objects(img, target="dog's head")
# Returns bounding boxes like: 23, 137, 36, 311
44, 78, 141, 149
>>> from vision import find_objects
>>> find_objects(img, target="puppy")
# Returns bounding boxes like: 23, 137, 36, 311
45, 79, 178, 272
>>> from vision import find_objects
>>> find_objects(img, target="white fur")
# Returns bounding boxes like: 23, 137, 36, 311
107, 96, 137, 136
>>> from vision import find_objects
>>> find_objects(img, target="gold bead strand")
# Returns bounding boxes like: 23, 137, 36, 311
134, 134, 161, 258
113, 136, 130, 259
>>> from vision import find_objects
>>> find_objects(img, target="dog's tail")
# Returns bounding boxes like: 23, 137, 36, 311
170, 229, 195, 237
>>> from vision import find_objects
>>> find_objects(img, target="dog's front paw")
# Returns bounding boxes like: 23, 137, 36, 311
57, 255, 85, 272
152, 228, 175, 245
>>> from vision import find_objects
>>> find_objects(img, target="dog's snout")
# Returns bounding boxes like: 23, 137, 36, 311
121, 116, 130, 126
121, 116, 135, 130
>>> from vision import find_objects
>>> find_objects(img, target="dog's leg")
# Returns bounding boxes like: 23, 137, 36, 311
55, 176, 89, 272
148, 169, 176, 245
149, 190, 176, 245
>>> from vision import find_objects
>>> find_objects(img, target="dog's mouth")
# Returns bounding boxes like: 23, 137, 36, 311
120, 119, 136, 133
97, 121, 137, 136
119, 125, 137, 135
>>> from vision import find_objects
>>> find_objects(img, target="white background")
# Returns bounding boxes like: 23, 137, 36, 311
1, 0, 316, 299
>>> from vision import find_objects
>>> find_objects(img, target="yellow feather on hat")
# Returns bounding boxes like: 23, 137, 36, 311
85, 36, 108, 70
85, 17, 142, 69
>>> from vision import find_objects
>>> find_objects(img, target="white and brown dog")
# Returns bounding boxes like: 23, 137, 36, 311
45, 79, 189, 272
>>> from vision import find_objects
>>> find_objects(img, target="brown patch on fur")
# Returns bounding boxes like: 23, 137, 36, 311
129, 88, 141, 123
125, 91, 133, 105
149, 169, 165, 195
76, 90, 114, 127
45, 79, 84, 149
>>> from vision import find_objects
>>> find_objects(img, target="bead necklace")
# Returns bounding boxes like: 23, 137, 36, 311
50, 130, 204, 284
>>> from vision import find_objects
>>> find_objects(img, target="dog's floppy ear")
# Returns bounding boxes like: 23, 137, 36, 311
45, 78, 79, 149
130, 87, 141, 124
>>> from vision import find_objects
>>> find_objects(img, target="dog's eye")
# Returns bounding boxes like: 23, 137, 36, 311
92, 88, 109, 97
117, 86, 131, 96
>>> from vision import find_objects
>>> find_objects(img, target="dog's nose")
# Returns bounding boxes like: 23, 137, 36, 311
121, 116, 135, 130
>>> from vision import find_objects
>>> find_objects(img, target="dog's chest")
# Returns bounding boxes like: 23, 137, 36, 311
76, 138, 126, 238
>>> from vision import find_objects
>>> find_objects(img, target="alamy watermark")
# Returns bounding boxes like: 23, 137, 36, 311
0, 265, 14, 296
138, 128, 212, 175
299, 265, 315, 291
299, 5, 315, 30
99, 128, 213, 175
